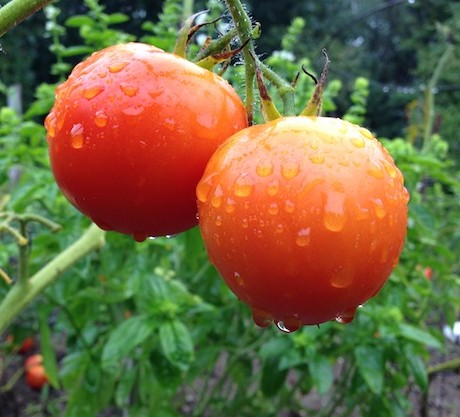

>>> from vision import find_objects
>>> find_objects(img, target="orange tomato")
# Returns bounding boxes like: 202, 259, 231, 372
197, 116, 409, 330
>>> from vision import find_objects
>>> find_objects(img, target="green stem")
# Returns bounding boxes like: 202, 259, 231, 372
428, 357, 460, 375
0, 223, 105, 334
422, 43, 454, 150
17, 221, 29, 285
224, 0, 257, 124
182, 0, 194, 23
0, 0, 54, 37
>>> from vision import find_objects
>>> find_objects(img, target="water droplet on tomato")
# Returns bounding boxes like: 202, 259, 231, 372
351, 136, 365, 148
373, 198, 386, 219
70, 123, 84, 149
310, 153, 325, 164
215, 215, 223, 226
275, 223, 284, 234
242, 218, 249, 228
368, 164, 384, 179
284, 200, 296, 213
165, 234, 177, 239
233, 272, 244, 286
276, 321, 299, 333
335, 307, 357, 324
267, 179, 280, 196
224, 198, 236, 213
120, 82, 139, 97
281, 158, 300, 180
256, 159, 274, 177
268, 202, 279, 215
330, 265, 354, 288
234, 174, 253, 197
109, 61, 129, 73
94, 110, 108, 128
82, 84, 104, 100
323, 192, 346, 232
196, 179, 213, 203
252, 308, 273, 328
295, 228, 311, 247
46, 116, 57, 138
358, 127, 374, 140
211, 184, 224, 208
122, 105, 144, 116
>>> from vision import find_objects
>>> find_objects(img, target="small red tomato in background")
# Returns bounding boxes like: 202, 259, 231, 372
24, 354, 48, 390
423, 267, 433, 280
6, 335, 35, 354
197, 116, 409, 331
45, 42, 248, 241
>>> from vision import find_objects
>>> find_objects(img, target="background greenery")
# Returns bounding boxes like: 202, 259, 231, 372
1, 0, 459, 416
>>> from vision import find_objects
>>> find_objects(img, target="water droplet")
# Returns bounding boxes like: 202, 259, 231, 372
351, 136, 365, 148
295, 228, 311, 247
309, 139, 319, 150
148, 236, 158, 240
330, 265, 354, 288
225, 198, 236, 213
242, 218, 249, 228
46, 116, 56, 138
82, 84, 104, 100
276, 319, 302, 333
213, 232, 221, 246
120, 82, 139, 97
165, 234, 177, 239
310, 153, 325, 164
109, 61, 129, 73
368, 164, 384, 179
215, 215, 223, 226
281, 159, 300, 180
267, 179, 280, 196
133, 233, 147, 242
252, 308, 273, 328
234, 174, 253, 197
70, 123, 84, 149
323, 191, 346, 232
284, 200, 295, 213
358, 127, 374, 139
256, 159, 273, 177
122, 104, 144, 116
233, 272, 244, 286
94, 110, 108, 128
195, 213, 200, 220
382, 159, 398, 179
373, 198, 386, 219
196, 179, 213, 203
268, 203, 279, 215
211, 184, 224, 208
335, 307, 357, 324
275, 223, 284, 234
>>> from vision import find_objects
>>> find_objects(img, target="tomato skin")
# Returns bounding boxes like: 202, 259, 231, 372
197, 116, 409, 328
45, 42, 248, 240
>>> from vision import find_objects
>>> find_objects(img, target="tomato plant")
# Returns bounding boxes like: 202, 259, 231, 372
197, 116, 409, 330
45, 42, 248, 241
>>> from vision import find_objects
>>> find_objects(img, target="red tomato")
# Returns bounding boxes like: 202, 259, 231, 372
197, 116, 409, 330
45, 42, 247, 241
18, 337, 35, 354
25, 365, 48, 390
423, 267, 433, 280
25, 354, 43, 369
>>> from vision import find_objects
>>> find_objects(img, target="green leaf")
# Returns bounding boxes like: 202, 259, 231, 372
354, 345, 384, 395
61, 46, 94, 57
115, 366, 137, 408
404, 346, 428, 391
106, 13, 130, 25
260, 357, 288, 397
102, 315, 155, 372
38, 308, 60, 388
259, 337, 292, 359
309, 354, 334, 394
397, 323, 442, 348
159, 320, 194, 372
65, 15, 95, 27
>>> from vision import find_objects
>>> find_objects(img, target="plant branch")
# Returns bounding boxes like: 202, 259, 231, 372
0, 223, 105, 334
428, 357, 460, 376
0, 0, 54, 37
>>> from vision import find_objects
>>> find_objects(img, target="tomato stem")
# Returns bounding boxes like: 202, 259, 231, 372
0, 223, 105, 334
0, 0, 53, 37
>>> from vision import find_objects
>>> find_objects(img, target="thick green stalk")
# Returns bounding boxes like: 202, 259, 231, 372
0, 223, 105, 334
224, 0, 257, 124
0, 0, 53, 37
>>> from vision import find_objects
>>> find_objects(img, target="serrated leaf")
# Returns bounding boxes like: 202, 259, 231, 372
102, 315, 155, 372
159, 320, 194, 372
355, 345, 384, 394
